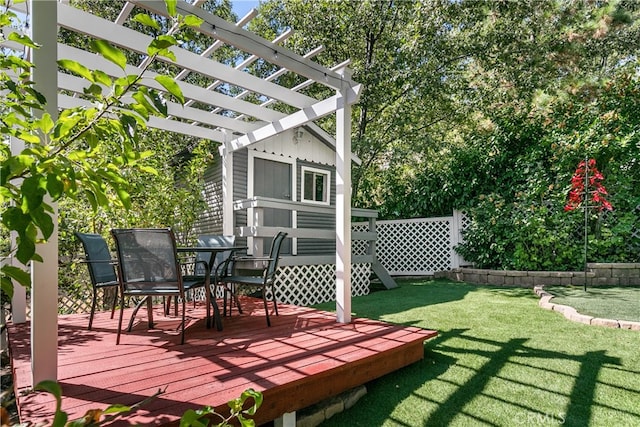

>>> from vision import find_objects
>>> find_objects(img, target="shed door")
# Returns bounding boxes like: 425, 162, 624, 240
253, 158, 292, 254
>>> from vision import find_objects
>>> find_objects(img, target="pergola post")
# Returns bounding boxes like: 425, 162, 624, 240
30, 0, 59, 383
335, 72, 352, 323
221, 141, 234, 236
9, 137, 27, 325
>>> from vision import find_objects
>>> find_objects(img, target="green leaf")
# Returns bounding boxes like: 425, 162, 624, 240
183, 15, 204, 28
179, 409, 210, 427
102, 404, 132, 414
137, 165, 159, 175
46, 174, 64, 199
90, 39, 127, 71
2, 206, 31, 234
33, 113, 55, 134
155, 75, 184, 104
53, 114, 83, 140
57, 59, 94, 82
7, 155, 35, 178
116, 187, 132, 209
119, 114, 138, 139
2, 265, 31, 290
132, 90, 158, 114
84, 190, 98, 211
3, 266, 30, 288
16, 235, 36, 265
114, 75, 139, 97
15, 131, 41, 144
8, 31, 39, 49
35, 381, 68, 427
148, 88, 168, 116
84, 83, 103, 96
147, 35, 177, 55
21, 176, 46, 210
240, 389, 263, 416
92, 69, 112, 87
132, 13, 161, 30
165, 0, 177, 17
1, 277, 15, 300
31, 207, 55, 240
23, 86, 47, 105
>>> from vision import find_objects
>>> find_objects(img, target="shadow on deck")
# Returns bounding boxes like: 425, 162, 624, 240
7, 296, 437, 426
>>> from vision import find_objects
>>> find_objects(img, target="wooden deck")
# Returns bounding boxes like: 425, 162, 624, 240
7, 297, 437, 426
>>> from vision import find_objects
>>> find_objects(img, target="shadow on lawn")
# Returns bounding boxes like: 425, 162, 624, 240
333, 327, 639, 427
343, 279, 474, 323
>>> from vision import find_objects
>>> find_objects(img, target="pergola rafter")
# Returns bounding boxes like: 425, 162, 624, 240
5, 0, 360, 387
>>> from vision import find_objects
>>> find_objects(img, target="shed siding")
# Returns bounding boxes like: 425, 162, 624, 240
195, 160, 223, 235
296, 160, 336, 255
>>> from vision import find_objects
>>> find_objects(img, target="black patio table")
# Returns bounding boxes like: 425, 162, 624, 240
177, 245, 247, 331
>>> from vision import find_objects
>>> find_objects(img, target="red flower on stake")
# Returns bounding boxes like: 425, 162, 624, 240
564, 158, 613, 212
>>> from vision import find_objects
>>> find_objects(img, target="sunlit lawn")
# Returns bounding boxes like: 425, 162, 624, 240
545, 285, 640, 322
313, 279, 640, 427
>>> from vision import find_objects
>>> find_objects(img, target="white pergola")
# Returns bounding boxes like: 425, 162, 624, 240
5, 0, 361, 384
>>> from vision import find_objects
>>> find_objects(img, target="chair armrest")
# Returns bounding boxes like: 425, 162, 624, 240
232, 256, 274, 262
77, 258, 118, 265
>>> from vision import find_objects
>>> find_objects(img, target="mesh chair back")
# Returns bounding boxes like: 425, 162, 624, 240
75, 232, 117, 285
111, 228, 182, 294
195, 235, 236, 275
265, 231, 288, 279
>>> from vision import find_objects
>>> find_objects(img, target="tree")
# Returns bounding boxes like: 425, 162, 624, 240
253, 0, 639, 270
1, 1, 203, 297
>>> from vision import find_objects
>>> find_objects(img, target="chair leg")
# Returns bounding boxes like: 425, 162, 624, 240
180, 298, 186, 345
262, 287, 271, 327
232, 285, 243, 314
110, 288, 118, 319
116, 294, 125, 345
270, 285, 278, 317
128, 297, 149, 331
88, 287, 98, 330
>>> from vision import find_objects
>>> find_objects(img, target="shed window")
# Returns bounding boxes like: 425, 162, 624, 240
302, 167, 330, 205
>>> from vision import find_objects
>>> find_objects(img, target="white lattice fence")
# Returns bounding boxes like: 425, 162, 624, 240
276, 263, 371, 306
352, 224, 369, 255
375, 217, 454, 275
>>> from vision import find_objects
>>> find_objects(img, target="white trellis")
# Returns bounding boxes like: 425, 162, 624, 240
3, 0, 361, 386
359, 211, 470, 276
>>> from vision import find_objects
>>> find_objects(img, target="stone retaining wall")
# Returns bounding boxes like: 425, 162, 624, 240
435, 263, 640, 287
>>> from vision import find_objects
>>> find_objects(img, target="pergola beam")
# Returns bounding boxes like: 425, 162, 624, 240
58, 3, 318, 110
131, 0, 351, 91
227, 84, 362, 152
58, 43, 284, 124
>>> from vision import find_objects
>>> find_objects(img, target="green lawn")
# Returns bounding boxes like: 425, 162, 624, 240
545, 285, 640, 322
313, 279, 640, 427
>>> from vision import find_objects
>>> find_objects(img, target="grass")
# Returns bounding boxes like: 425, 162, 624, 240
312, 279, 640, 427
544, 286, 640, 322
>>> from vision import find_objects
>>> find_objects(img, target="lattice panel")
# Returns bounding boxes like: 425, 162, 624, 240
460, 211, 471, 231
58, 288, 92, 315
351, 223, 369, 255
276, 263, 371, 306
376, 218, 452, 275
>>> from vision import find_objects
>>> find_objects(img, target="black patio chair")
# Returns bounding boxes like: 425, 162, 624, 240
220, 231, 288, 326
111, 228, 208, 344
75, 232, 119, 330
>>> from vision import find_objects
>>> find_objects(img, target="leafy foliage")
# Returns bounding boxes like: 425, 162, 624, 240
33, 380, 262, 426
254, 0, 639, 270
0, 3, 203, 297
